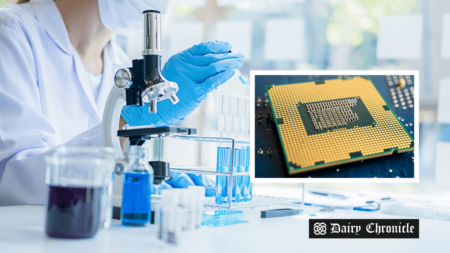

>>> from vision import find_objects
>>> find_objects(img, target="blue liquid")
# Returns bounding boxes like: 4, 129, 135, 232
236, 175, 244, 203
216, 147, 249, 205
244, 146, 252, 202
216, 147, 232, 205
234, 70, 249, 91
238, 76, 247, 85
121, 172, 152, 226
202, 210, 248, 227
244, 176, 252, 202
236, 148, 246, 204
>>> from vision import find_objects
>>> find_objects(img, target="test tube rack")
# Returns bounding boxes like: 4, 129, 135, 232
169, 135, 303, 210
170, 135, 248, 209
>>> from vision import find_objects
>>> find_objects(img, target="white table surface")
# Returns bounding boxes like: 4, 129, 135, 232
0, 203, 449, 253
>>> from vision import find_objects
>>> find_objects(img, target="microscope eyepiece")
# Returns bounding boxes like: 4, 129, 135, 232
140, 10, 179, 113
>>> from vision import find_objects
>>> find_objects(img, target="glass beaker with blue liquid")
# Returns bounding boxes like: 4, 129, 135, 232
121, 146, 154, 226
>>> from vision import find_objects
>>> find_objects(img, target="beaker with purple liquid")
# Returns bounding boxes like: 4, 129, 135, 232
50, 146, 123, 230
45, 185, 102, 238
44, 149, 112, 239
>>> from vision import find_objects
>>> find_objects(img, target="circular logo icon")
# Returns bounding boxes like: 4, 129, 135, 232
313, 222, 327, 235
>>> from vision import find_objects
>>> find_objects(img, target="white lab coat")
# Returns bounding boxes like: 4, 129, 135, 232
0, 1, 130, 206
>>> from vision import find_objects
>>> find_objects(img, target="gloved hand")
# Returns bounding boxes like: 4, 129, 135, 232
121, 40, 244, 126
164, 171, 215, 197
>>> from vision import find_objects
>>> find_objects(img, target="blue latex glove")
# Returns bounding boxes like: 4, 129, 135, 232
121, 40, 244, 126
165, 171, 215, 197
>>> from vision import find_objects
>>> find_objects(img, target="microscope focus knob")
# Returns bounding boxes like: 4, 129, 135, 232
114, 68, 133, 89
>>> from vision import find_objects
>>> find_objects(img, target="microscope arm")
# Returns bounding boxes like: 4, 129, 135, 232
102, 86, 125, 151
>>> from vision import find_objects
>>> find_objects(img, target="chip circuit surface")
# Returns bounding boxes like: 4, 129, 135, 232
266, 77, 414, 174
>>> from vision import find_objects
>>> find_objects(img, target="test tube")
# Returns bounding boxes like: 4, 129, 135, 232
215, 145, 231, 205
244, 145, 252, 202
216, 94, 229, 205
230, 95, 241, 204
234, 70, 249, 91
227, 49, 248, 91
244, 98, 251, 202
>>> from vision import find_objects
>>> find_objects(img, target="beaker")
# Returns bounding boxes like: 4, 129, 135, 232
45, 148, 114, 239
50, 146, 123, 230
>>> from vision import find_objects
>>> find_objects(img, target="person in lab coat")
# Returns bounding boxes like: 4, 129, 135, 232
0, 0, 244, 206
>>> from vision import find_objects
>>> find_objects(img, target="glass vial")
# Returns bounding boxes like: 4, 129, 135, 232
188, 186, 205, 229
161, 190, 180, 245
121, 146, 154, 226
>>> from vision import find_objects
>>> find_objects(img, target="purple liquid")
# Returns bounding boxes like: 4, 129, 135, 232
45, 185, 102, 239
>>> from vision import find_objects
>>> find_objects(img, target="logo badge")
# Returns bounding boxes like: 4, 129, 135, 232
313, 222, 327, 235
309, 219, 419, 239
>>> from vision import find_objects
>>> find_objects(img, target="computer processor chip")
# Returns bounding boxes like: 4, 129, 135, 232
266, 77, 414, 174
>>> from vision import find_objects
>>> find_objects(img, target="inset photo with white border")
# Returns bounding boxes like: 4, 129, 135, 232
251, 70, 419, 183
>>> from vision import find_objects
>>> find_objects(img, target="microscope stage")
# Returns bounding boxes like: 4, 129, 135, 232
118, 127, 197, 139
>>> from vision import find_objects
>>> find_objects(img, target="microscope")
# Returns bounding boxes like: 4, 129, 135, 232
101, 10, 196, 217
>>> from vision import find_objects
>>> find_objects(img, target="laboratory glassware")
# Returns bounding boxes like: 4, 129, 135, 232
121, 146, 154, 226
49, 146, 122, 230
172, 189, 188, 231
234, 69, 249, 91
244, 145, 252, 202
215, 144, 248, 206
188, 186, 205, 229
215, 94, 250, 206
201, 210, 248, 227
156, 188, 202, 245
160, 190, 181, 245
215, 146, 233, 205
234, 146, 245, 204
185, 189, 196, 230
44, 151, 108, 238
212, 50, 247, 91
